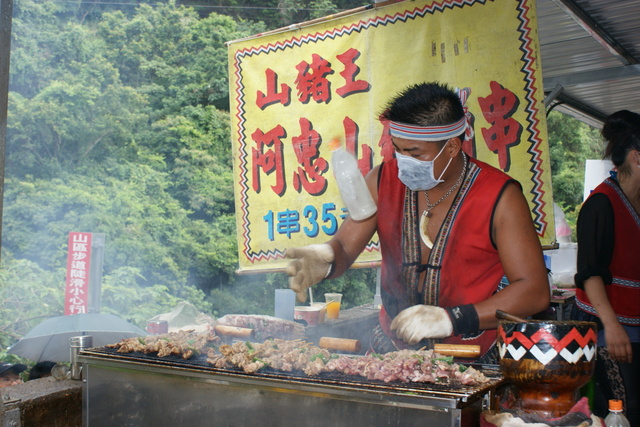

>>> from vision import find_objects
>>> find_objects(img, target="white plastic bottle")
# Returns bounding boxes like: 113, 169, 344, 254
605, 399, 630, 427
329, 138, 377, 221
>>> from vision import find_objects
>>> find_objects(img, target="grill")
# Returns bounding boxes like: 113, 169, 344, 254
79, 346, 504, 426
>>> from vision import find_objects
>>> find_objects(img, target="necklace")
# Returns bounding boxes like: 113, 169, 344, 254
419, 154, 468, 249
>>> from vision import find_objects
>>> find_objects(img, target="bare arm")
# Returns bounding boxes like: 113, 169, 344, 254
583, 276, 632, 363
475, 182, 550, 329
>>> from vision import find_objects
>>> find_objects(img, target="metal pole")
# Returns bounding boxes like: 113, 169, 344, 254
373, 267, 382, 309
88, 233, 106, 313
0, 0, 12, 263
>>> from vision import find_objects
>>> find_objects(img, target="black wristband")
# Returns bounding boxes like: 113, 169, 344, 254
445, 304, 479, 337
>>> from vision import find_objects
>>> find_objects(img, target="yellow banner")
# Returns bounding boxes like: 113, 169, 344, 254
228, 0, 554, 273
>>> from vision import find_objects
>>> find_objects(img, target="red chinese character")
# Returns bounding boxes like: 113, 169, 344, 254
295, 54, 334, 104
478, 81, 523, 171
336, 48, 370, 98
251, 125, 287, 196
291, 118, 328, 195
256, 68, 291, 110
343, 116, 373, 175
377, 113, 396, 162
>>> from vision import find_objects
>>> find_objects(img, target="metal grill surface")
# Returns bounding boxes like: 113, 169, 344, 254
81, 346, 503, 402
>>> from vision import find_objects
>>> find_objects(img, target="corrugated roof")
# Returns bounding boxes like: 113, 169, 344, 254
538, 0, 640, 127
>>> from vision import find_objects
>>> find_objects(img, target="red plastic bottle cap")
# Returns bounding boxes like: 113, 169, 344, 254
609, 399, 623, 411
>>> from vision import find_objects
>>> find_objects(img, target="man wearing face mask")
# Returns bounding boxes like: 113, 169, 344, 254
285, 82, 550, 362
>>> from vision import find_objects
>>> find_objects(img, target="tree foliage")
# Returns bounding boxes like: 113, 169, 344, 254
185, 0, 367, 29
546, 111, 603, 238
1, 0, 376, 351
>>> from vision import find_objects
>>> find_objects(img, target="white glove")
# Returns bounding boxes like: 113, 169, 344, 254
390, 305, 454, 345
285, 243, 334, 302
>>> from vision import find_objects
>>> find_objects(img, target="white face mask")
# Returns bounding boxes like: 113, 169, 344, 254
396, 141, 452, 191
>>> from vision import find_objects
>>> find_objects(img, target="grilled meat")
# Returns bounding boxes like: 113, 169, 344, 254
206, 339, 489, 385
215, 315, 305, 341
207, 338, 331, 376
107, 330, 220, 359
324, 349, 489, 385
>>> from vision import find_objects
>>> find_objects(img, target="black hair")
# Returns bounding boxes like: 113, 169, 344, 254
601, 109, 640, 175
28, 361, 56, 380
381, 82, 465, 127
0, 363, 27, 376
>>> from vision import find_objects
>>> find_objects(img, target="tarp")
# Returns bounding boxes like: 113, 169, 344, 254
228, 0, 555, 273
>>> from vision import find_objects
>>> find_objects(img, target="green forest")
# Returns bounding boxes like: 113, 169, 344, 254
0, 0, 602, 356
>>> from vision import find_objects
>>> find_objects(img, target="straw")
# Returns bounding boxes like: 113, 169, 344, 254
308, 288, 314, 305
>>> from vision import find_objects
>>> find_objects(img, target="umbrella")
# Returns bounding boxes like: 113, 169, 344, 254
7, 313, 147, 363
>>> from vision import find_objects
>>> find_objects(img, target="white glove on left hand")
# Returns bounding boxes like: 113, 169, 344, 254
390, 305, 454, 345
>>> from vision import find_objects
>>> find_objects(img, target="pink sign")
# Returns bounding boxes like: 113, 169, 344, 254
64, 232, 92, 315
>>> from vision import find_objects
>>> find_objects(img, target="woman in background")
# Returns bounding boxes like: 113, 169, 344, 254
572, 110, 640, 425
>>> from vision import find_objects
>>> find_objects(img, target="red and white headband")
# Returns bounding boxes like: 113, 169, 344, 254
389, 87, 473, 142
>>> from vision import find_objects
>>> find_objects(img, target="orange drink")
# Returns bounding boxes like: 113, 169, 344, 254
324, 293, 343, 319
325, 301, 341, 319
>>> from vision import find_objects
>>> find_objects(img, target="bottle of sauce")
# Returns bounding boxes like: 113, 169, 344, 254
329, 138, 377, 221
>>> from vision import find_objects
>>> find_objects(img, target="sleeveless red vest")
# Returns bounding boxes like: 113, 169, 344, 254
377, 157, 514, 357
575, 179, 640, 325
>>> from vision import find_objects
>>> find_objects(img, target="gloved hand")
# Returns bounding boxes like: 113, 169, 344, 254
285, 243, 334, 302
390, 305, 454, 344
390, 304, 479, 344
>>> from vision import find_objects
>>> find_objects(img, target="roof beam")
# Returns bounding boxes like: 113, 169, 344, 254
544, 64, 640, 88
550, 0, 638, 65
544, 84, 564, 107
548, 93, 607, 127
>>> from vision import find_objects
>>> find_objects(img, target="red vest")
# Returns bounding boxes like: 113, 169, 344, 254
575, 179, 640, 325
377, 157, 514, 357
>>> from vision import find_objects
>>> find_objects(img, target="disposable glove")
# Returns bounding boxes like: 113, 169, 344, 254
285, 244, 334, 302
